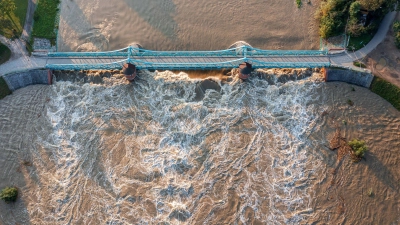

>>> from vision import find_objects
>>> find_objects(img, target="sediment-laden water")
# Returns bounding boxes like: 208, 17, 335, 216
57, 0, 320, 51
17, 71, 327, 224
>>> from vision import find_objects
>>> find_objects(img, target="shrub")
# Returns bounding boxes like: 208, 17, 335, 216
296, 0, 302, 8
395, 32, 400, 49
347, 99, 354, 106
393, 21, 400, 32
349, 139, 367, 158
0, 187, 18, 203
394, 21, 400, 49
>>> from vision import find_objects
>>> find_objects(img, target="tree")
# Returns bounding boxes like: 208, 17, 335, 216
349, 1, 361, 20
0, 0, 16, 20
358, 0, 384, 11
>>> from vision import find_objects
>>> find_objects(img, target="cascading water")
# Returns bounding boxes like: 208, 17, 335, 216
26, 71, 326, 224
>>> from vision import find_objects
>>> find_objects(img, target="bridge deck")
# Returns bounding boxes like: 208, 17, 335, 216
45, 46, 331, 70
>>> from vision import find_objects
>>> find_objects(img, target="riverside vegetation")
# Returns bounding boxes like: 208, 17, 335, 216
394, 20, 400, 48
316, 0, 398, 50
0, 187, 18, 203
370, 77, 400, 110
0, 0, 28, 38
32, 0, 60, 42
348, 139, 368, 162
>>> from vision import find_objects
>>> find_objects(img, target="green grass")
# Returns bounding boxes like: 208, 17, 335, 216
0, 43, 11, 65
347, 33, 374, 51
353, 61, 366, 68
0, 0, 28, 38
0, 76, 12, 99
31, 0, 60, 40
370, 77, 400, 110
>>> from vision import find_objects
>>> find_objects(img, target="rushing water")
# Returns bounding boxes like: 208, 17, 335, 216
22, 71, 326, 224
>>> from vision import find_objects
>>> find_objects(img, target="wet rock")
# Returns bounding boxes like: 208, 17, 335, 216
194, 79, 221, 101
169, 208, 191, 221
127, 196, 136, 203
159, 184, 194, 198
164, 159, 192, 174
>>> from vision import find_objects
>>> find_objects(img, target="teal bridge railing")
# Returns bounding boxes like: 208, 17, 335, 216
45, 46, 330, 70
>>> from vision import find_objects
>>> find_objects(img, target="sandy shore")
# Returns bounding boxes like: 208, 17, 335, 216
0, 73, 399, 224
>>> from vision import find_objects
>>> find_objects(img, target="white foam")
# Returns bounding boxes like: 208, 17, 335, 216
28, 72, 325, 224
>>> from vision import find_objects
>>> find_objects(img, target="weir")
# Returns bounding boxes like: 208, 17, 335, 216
45, 45, 330, 70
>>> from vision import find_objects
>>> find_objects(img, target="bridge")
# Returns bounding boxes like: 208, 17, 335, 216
45, 45, 330, 71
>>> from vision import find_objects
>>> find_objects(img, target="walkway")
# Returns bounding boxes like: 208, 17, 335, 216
0, 0, 39, 75
330, 11, 398, 67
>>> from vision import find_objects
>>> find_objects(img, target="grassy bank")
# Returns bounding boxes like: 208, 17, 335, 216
31, 0, 60, 41
0, 43, 11, 64
0, 77, 11, 99
370, 77, 400, 110
347, 32, 375, 51
0, 0, 28, 38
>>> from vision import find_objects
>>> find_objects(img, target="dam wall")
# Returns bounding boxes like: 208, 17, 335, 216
2, 69, 52, 92
325, 68, 374, 88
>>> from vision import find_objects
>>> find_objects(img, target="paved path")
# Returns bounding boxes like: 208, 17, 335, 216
330, 11, 398, 68
0, 0, 40, 75
21, 0, 38, 41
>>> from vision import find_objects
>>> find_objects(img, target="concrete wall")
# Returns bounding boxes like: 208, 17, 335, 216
325, 68, 374, 88
2, 69, 51, 91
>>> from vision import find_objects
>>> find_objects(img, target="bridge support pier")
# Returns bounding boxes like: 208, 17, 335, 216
239, 62, 252, 80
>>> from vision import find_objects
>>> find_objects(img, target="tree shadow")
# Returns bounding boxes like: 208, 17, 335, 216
58, 0, 109, 51
123, 0, 177, 40
363, 152, 399, 191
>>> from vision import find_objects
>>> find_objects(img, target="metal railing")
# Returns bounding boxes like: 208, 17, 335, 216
47, 46, 328, 58
45, 45, 329, 70
45, 57, 330, 70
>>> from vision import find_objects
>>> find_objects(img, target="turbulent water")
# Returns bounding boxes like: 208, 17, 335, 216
20, 71, 327, 224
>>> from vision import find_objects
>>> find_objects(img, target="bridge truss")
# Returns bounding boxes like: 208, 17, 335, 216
45, 46, 330, 70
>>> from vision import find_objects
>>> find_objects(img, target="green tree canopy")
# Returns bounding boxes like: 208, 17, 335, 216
0, 0, 16, 19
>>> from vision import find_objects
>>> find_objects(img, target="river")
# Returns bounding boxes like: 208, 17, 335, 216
57, 0, 320, 51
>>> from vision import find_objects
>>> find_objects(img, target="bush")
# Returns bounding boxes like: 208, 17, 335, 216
347, 99, 354, 106
394, 21, 400, 49
393, 21, 400, 32
395, 32, 400, 48
348, 139, 367, 158
296, 0, 302, 8
0, 187, 18, 203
